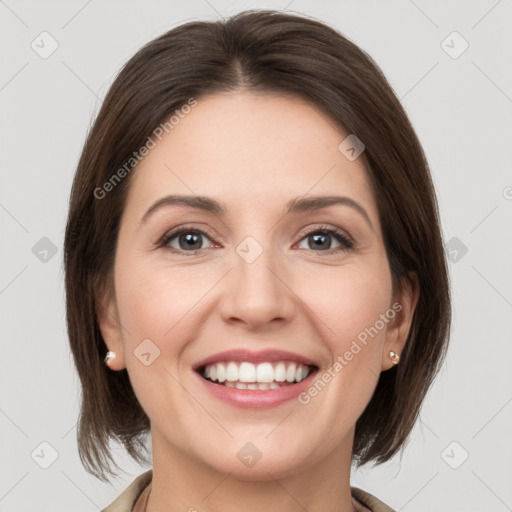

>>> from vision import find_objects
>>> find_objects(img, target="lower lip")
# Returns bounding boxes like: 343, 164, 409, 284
195, 371, 317, 409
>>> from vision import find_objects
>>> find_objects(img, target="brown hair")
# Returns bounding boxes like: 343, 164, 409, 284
64, 9, 451, 481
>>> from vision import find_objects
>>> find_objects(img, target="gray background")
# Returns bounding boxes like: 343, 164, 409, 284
1, 1, 511, 511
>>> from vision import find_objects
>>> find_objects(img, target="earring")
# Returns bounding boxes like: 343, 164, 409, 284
389, 351, 400, 364
104, 350, 116, 367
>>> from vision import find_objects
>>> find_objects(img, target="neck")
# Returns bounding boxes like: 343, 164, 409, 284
146, 429, 357, 512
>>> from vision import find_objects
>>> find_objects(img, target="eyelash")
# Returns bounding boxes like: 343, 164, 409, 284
158, 224, 355, 256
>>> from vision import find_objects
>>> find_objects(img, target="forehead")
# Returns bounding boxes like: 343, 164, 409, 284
124, 91, 378, 223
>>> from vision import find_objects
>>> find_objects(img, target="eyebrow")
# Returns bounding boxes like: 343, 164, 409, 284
140, 194, 374, 231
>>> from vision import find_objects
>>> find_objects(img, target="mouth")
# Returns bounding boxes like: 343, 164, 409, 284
193, 349, 319, 408
198, 361, 316, 390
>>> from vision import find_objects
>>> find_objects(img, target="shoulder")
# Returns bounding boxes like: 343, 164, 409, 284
101, 469, 153, 512
351, 486, 396, 512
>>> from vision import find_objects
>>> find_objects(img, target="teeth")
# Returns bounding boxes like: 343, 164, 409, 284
239, 362, 256, 382
226, 362, 238, 382
256, 362, 274, 382
202, 361, 312, 387
296, 365, 309, 382
217, 363, 226, 382
286, 363, 297, 382
274, 362, 286, 382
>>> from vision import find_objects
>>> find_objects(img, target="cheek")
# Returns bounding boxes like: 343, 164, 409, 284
115, 255, 204, 332
114, 258, 219, 369
113, 261, 203, 430
300, 259, 392, 349
294, 259, 392, 424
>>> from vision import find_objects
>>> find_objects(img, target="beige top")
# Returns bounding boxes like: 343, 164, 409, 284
101, 469, 395, 512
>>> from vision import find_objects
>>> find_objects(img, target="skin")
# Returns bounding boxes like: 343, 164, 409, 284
97, 91, 419, 512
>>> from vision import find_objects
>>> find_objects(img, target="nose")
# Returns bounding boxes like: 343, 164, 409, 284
218, 243, 296, 330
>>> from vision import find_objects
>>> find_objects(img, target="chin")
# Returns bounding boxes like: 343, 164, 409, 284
187, 434, 321, 481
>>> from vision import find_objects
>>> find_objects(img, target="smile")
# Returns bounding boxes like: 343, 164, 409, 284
201, 361, 314, 389
193, 349, 319, 408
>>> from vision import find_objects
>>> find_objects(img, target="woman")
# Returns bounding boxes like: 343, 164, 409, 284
64, 9, 451, 512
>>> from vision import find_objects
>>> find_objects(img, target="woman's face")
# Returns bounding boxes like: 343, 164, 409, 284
98, 91, 417, 479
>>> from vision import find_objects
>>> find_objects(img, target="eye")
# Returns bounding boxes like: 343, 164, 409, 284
160, 227, 216, 253
296, 226, 354, 253
158, 224, 354, 255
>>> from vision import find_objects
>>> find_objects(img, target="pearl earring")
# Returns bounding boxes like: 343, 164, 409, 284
104, 350, 116, 367
389, 351, 400, 364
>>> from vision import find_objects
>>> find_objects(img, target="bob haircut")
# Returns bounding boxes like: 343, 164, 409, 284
64, 9, 451, 482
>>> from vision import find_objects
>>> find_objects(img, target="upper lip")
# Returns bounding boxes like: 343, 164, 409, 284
193, 348, 318, 371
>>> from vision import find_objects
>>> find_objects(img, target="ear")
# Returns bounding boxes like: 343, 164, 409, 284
381, 271, 419, 371
95, 275, 126, 370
